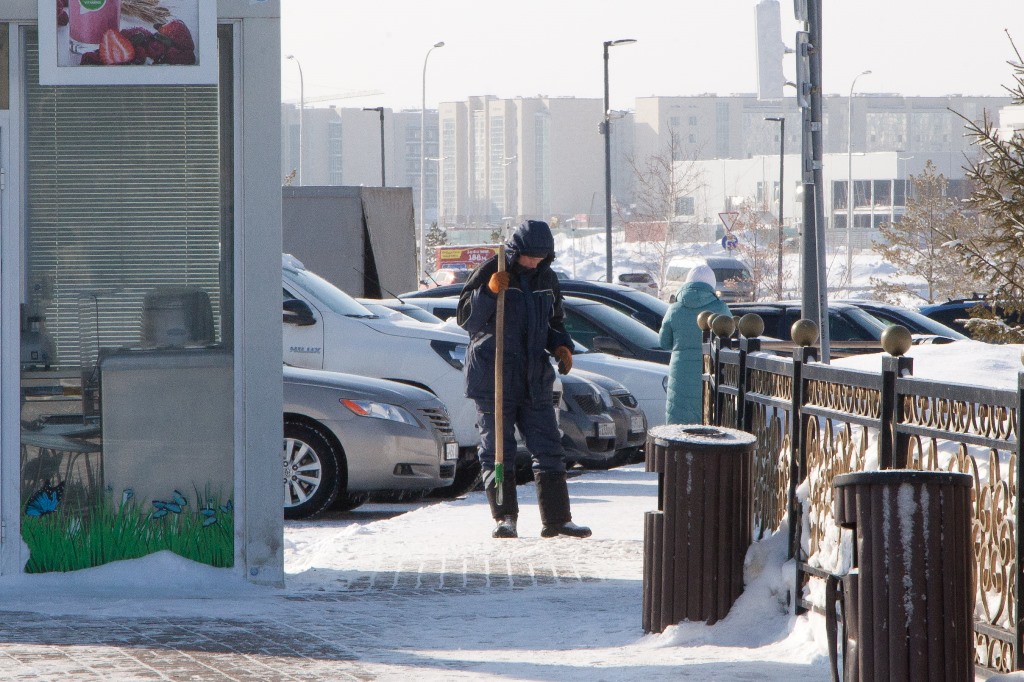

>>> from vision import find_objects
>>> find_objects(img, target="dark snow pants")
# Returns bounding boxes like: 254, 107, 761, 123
473, 398, 566, 475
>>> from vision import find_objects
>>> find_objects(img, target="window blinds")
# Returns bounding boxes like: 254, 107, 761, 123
24, 30, 228, 370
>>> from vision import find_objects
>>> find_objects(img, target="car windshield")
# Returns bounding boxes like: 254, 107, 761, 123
877, 306, 969, 339
433, 269, 472, 284
570, 300, 662, 349
284, 267, 376, 318
665, 265, 691, 281
396, 305, 444, 324
713, 268, 749, 281
843, 306, 890, 337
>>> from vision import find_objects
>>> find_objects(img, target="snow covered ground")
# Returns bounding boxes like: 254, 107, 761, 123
0, 340, 1021, 679
0, 464, 834, 680
1, 238, 1022, 679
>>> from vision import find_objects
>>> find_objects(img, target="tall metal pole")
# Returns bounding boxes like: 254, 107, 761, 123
846, 70, 872, 280
766, 116, 785, 295
797, 0, 830, 361
364, 106, 386, 187
602, 38, 636, 284
809, 0, 829, 362
420, 41, 445, 281
287, 55, 304, 186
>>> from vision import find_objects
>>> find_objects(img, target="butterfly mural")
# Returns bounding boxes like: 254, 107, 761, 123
151, 490, 188, 519
24, 481, 65, 517
200, 506, 217, 526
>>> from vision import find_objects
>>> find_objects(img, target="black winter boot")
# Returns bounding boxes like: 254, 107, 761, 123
484, 469, 519, 539
492, 515, 518, 539
535, 471, 591, 538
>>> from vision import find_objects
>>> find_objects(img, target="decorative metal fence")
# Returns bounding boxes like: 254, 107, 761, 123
703, 328, 1023, 675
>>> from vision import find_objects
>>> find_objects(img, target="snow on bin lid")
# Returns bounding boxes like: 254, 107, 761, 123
648, 424, 756, 448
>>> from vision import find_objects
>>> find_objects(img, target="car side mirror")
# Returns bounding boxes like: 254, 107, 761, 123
283, 299, 316, 326
590, 335, 626, 355
668, 294, 677, 304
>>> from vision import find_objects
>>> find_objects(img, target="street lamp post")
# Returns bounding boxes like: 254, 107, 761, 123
765, 116, 785, 296
846, 70, 872, 280
286, 54, 304, 185
363, 106, 386, 187
420, 41, 445, 281
602, 38, 637, 283
896, 154, 914, 224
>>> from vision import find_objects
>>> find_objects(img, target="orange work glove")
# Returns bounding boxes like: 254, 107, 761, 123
488, 271, 511, 295
554, 346, 573, 375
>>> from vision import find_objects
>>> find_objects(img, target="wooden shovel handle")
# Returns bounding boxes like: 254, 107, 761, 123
494, 245, 506, 503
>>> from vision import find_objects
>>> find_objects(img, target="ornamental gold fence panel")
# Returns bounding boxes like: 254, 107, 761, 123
795, 360, 884, 619
894, 374, 1023, 674
703, 341, 1024, 675
743, 350, 795, 542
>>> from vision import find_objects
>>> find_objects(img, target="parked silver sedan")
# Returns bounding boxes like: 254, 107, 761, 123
283, 366, 458, 520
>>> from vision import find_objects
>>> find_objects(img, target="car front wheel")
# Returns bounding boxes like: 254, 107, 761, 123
283, 420, 342, 520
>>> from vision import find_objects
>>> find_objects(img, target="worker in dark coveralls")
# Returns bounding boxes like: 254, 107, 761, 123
457, 220, 592, 540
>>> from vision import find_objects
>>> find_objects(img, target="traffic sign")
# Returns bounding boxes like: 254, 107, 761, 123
721, 233, 739, 251
718, 212, 740, 231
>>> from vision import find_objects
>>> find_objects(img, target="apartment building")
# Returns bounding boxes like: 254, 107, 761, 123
282, 105, 442, 225
436, 96, 615, 228
283, 93, 1010, 232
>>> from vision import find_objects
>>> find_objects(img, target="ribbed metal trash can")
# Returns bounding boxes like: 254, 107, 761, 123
831, 470, 974, 682
642, 424, 756, 632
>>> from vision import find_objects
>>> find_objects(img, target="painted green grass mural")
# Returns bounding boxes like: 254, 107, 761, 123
21, 485, 233, 573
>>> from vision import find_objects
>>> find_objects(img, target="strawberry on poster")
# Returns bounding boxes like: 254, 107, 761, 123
55, 0, 200, 68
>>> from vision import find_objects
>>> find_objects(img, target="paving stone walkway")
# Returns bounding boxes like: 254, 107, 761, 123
0, 531, 615, 680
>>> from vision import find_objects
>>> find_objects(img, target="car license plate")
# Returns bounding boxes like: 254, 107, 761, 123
444, 442, 459, 460
597, 422, 616, 438
630, 415, 644, 432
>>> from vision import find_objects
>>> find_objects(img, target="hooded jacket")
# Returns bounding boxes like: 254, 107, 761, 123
457, 220, 572, 406
659, 279, 731, 424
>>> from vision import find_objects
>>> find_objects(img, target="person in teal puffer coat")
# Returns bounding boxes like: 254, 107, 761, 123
659, 263, 731, 424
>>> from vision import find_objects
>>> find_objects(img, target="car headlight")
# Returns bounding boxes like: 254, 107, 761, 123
340, 399, 421, 427
594, 385, 614, 410
431, 340, 467, 370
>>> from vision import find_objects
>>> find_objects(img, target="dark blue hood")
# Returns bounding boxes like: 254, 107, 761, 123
506, 220, 556, 269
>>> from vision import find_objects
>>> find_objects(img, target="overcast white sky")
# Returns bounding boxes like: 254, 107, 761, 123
281, 1, 1022, 111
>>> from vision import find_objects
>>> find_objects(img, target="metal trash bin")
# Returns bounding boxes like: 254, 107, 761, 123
643, 424, 756, 632
830, 470, 974, 681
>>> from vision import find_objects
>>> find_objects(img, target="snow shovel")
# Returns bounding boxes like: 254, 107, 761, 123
494, 244, 506, 505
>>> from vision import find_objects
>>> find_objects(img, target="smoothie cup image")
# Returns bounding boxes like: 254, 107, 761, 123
69, 0, 121, 54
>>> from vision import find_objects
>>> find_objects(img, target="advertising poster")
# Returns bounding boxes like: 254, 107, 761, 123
38, 0, 217, 85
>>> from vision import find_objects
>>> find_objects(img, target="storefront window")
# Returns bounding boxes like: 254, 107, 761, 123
19, 29, 235, 572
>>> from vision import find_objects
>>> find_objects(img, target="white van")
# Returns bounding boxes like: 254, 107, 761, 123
663, 255, 753, 303
281, 255, 475, 475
